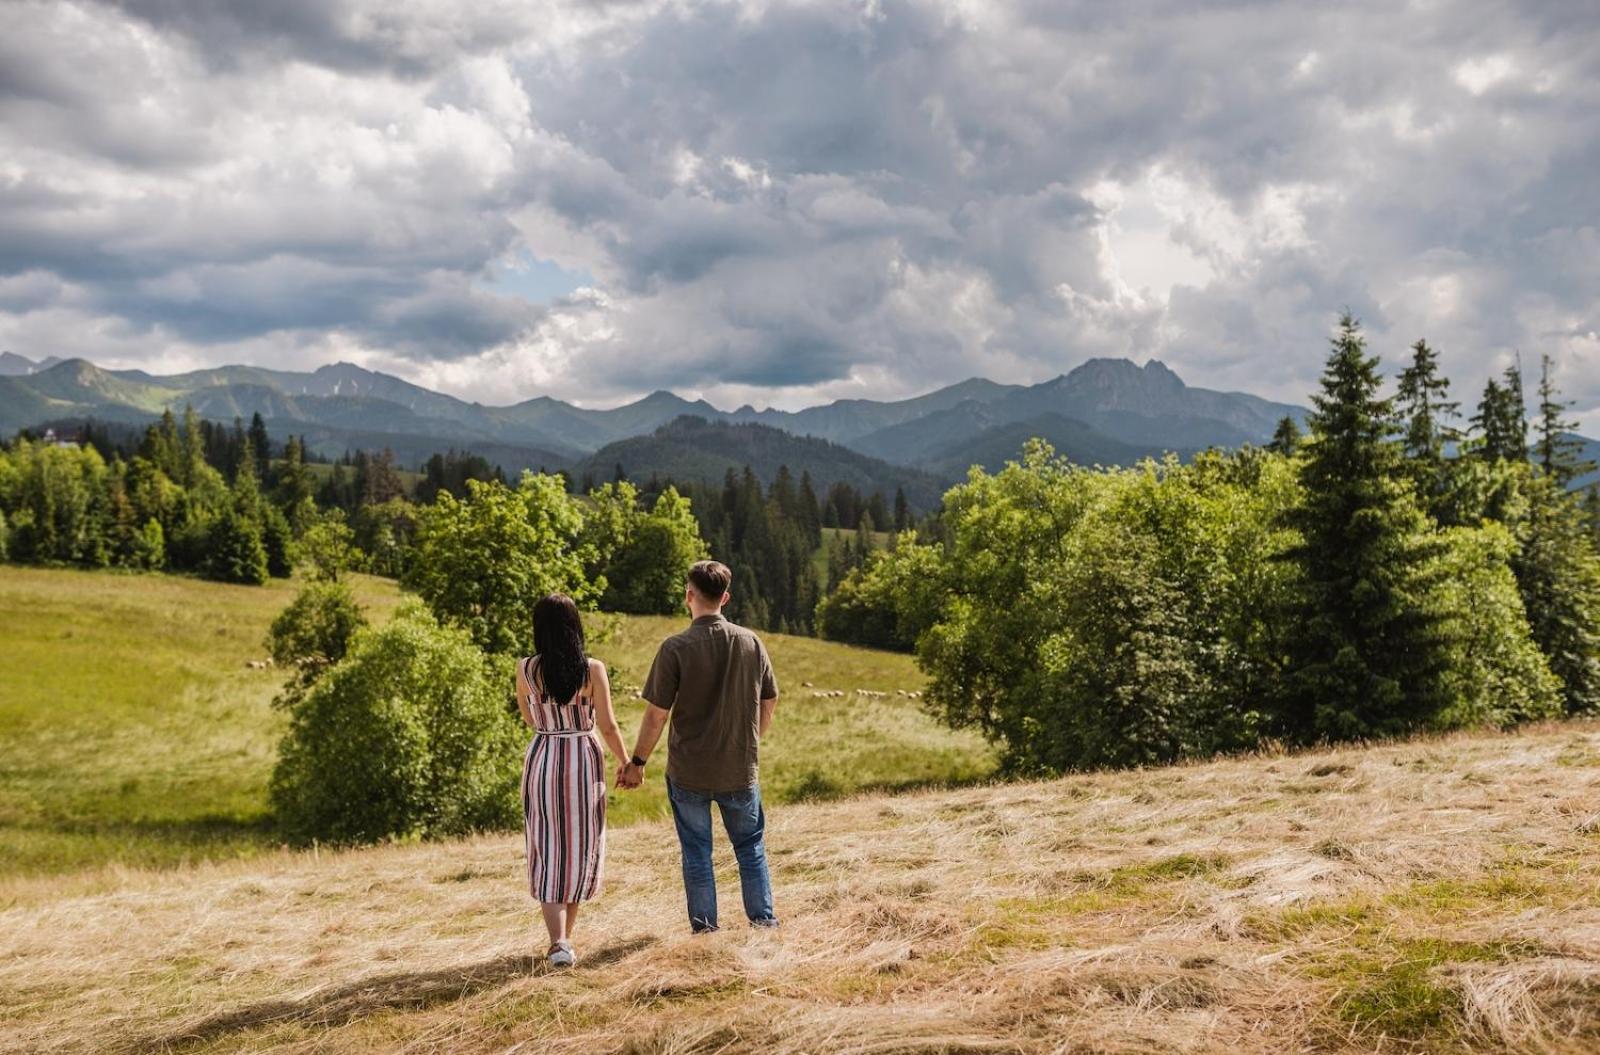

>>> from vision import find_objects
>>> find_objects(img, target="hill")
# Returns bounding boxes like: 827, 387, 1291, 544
0, 351, 63, 376
0, 565, 991, 876
0, 356, 1305, 479
574, 416, 950, 508
862, 403, 1173, 476
5, 724, 1599, 1053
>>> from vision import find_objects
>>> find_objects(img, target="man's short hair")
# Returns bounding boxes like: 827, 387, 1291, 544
687, 560, 732, 600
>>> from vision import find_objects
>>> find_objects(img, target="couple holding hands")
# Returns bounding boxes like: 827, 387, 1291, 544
515, 560, 780, 967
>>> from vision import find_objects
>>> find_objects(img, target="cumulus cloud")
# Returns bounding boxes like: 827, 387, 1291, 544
0, 0, 1596, 428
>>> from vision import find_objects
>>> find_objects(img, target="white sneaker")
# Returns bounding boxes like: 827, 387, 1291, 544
548, 941, 576, 968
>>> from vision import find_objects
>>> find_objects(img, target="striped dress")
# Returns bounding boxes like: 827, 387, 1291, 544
519, 656, 606, 903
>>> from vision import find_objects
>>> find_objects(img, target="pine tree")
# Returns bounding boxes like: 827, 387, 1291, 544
248, 412, 271, 482
798, 470, 822, 546
893, 487, 911, 532
1514, 475, 1600, 714
1395, 339, 1460, 463
1267, 415, 1303, 455
1472, 363, 1529, 464
1280, 313, 1454, 740
1504, 358, 1529, 461
1535, 353, 1596, 487
1394, 339, 1460, 517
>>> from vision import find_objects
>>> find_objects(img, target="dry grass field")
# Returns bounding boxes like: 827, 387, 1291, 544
5, 723, 1600, 1054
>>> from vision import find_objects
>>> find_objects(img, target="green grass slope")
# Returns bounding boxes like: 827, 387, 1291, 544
0, 566, 993, 878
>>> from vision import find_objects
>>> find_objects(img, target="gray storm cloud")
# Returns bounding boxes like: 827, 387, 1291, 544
0, 0, 1595, 423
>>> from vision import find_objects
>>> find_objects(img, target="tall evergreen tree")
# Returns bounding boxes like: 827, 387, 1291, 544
1280, 313, 1454, 741
248, 412, 271, 481
1586, 486, 1600, 550
1472, 362, 1529, 463
1514, 474, 1600, 714
1535, 353, 1596, 487
1394, 339, 1459, 517
1267, 415, 1302, 455
1394, 339, 1460, 463
798, 470, 822, 546
893, 487, 911, 532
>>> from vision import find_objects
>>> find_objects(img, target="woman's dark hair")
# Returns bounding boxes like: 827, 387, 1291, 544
532, 593, 588, 703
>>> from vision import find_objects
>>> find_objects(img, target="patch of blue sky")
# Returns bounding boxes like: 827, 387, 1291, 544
486, 250, 594, 303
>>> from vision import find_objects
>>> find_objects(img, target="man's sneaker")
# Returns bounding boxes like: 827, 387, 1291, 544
750, 918, 780, 930
548, 941, 576, 968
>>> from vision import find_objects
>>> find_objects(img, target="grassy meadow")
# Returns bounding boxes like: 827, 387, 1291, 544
4, 724, 1600, 1053
0, 565, 993, 878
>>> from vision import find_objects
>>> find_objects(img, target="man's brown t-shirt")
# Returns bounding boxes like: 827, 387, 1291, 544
641, 614, 778, 794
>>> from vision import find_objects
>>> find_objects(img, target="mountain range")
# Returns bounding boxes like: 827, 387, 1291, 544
2, 350, 1310, 500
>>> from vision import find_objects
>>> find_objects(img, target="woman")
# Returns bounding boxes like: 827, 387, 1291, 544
516, 593, 630, 968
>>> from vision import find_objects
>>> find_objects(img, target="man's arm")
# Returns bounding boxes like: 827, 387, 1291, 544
621, 703, 670, 788
756, 638, 779, 739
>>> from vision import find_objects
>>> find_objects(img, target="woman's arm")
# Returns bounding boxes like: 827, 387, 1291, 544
588, 660, 630, 765
514, 659, 535, 728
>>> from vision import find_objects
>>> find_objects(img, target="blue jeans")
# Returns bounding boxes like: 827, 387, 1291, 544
666, 777, 776, 932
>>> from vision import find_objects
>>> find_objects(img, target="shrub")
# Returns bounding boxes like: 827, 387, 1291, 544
270, 603, 522, 844
915, 444, 1298, 774
130, 517, 165, 570
261, 504, 294, 578
598, 487, 708, 614
267, 581, 367, 672
204, 510, 268, 585
299, 511, 359, 582
405, 473, 592, 654
816, 535, 946, 652
1432, 524, 1562, 728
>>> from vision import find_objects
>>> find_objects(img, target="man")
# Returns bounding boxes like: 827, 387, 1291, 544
618, 560, 780, 933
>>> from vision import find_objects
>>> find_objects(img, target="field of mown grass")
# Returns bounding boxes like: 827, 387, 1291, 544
0, 565, 994, 878
4, 724, 1599, 1053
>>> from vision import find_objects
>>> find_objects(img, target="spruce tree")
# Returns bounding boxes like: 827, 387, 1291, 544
1280, 313, 1454, 741
1535, 353, 1596, 487
1394, 339, 1459, 518
893, 487, 911, 532
1267, 415, 1303, 455
1395, 339, 1460, 462
798, 470, 822, 546
248, 412, 271, 482
1472, 364, 1529, 464
1514, 474, 1600, 714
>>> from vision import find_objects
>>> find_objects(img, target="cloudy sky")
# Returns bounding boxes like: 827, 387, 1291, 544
1, 0, 1597, 426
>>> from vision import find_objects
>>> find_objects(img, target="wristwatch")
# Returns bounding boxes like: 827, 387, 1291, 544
630, 754, 648, 768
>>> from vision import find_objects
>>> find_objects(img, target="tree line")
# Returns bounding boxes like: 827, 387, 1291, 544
0, 405, 910, 637
819, 315, 1600, 773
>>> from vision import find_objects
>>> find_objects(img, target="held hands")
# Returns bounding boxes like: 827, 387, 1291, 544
614, 760, 645, 790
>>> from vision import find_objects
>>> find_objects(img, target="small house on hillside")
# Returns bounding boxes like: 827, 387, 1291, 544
41, 428, 81, 448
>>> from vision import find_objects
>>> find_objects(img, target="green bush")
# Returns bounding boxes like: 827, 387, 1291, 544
405, 473, 593, 654
261, 505, 294, 578
915, 444, 1299, 774
1432, 524, 1562, 728
598, 487, 708, 614
270, 603, 522, 844
267, 581, 368, 672
816, 535, 946, 652
204, 510, 268, 585
130, 517, 165, 570
299, 510, 359, 582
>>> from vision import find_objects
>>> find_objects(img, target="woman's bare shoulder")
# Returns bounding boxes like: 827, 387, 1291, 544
587, 657, 607, 675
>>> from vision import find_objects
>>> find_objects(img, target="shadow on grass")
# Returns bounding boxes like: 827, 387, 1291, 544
137, 935, 658, 1052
